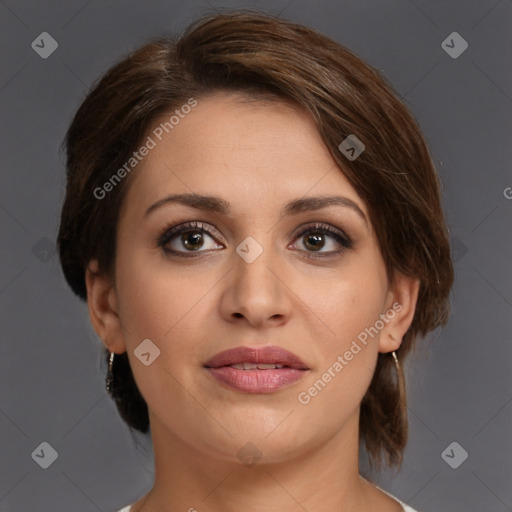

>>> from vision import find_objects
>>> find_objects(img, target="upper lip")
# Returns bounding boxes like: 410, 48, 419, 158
204, 346, 309, 370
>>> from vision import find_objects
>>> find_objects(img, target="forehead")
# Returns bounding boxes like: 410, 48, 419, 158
121, 92, 367, 219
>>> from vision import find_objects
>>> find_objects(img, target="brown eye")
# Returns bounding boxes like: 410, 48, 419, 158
157, 221, 225, 256
290, 223, 353, 258
180, 231, 205, 251
302, 232, 326, 251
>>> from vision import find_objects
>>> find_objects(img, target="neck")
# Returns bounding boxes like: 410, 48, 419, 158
134, 410, 378, 512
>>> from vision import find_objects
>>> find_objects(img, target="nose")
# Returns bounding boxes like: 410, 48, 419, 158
219, 237, 292, 329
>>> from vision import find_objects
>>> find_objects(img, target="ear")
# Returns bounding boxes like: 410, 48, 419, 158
85, 259, 126, 354
378, 272, 420, 353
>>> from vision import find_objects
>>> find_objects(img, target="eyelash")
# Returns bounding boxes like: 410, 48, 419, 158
156, 221, 353, 260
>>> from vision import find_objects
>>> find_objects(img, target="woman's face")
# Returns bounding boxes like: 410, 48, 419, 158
90, 92, 414, 464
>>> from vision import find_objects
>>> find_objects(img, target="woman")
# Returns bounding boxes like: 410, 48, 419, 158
57, 10, 453, 512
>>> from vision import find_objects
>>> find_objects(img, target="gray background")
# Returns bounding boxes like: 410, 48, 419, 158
1, 1, 511, 511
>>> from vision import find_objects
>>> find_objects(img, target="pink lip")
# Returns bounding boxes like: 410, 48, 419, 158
204, 346, 309, 394
204, 346, 309, 369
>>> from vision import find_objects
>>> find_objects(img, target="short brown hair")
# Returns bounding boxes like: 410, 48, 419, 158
57, 9, 453, 469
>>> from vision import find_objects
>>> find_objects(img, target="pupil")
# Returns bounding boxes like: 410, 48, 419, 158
182, 231, 203, 250
305, 233, 324, 251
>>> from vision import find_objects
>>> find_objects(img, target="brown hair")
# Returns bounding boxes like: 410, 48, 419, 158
57, 9, 453, 469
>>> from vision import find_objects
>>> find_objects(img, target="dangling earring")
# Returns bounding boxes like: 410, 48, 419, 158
390, 345, 406, 413
389, 333, 401, 372
391, 350, 400, 372
106, 351, 115, 394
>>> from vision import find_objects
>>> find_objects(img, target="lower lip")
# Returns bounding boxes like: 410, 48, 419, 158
205, 367, 308, 393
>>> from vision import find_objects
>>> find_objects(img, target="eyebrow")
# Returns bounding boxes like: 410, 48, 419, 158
144, 193, 368, 224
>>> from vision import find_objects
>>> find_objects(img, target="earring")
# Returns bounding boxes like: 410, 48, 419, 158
391, 350, 400, 372
106, 351, 115, 394
389, 334, 400, 370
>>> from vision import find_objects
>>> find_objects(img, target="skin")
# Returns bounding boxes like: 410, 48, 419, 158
86, 92, 419, 512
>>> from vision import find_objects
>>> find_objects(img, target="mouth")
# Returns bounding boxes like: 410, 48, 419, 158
203, 345, 310, 370
221, 362, 297, 370
203, 346, 310, 393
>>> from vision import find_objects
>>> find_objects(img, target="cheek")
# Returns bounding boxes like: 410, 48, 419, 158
304, 257, 387, 346
114, 249, 209, 340
297, 258, 386, 404
295, 284, 382, 426
113, 254, 208, 415
113, 251, 218, 392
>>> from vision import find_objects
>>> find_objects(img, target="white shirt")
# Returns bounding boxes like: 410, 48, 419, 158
117, 493, 419, 511
377, 484, 419, 511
